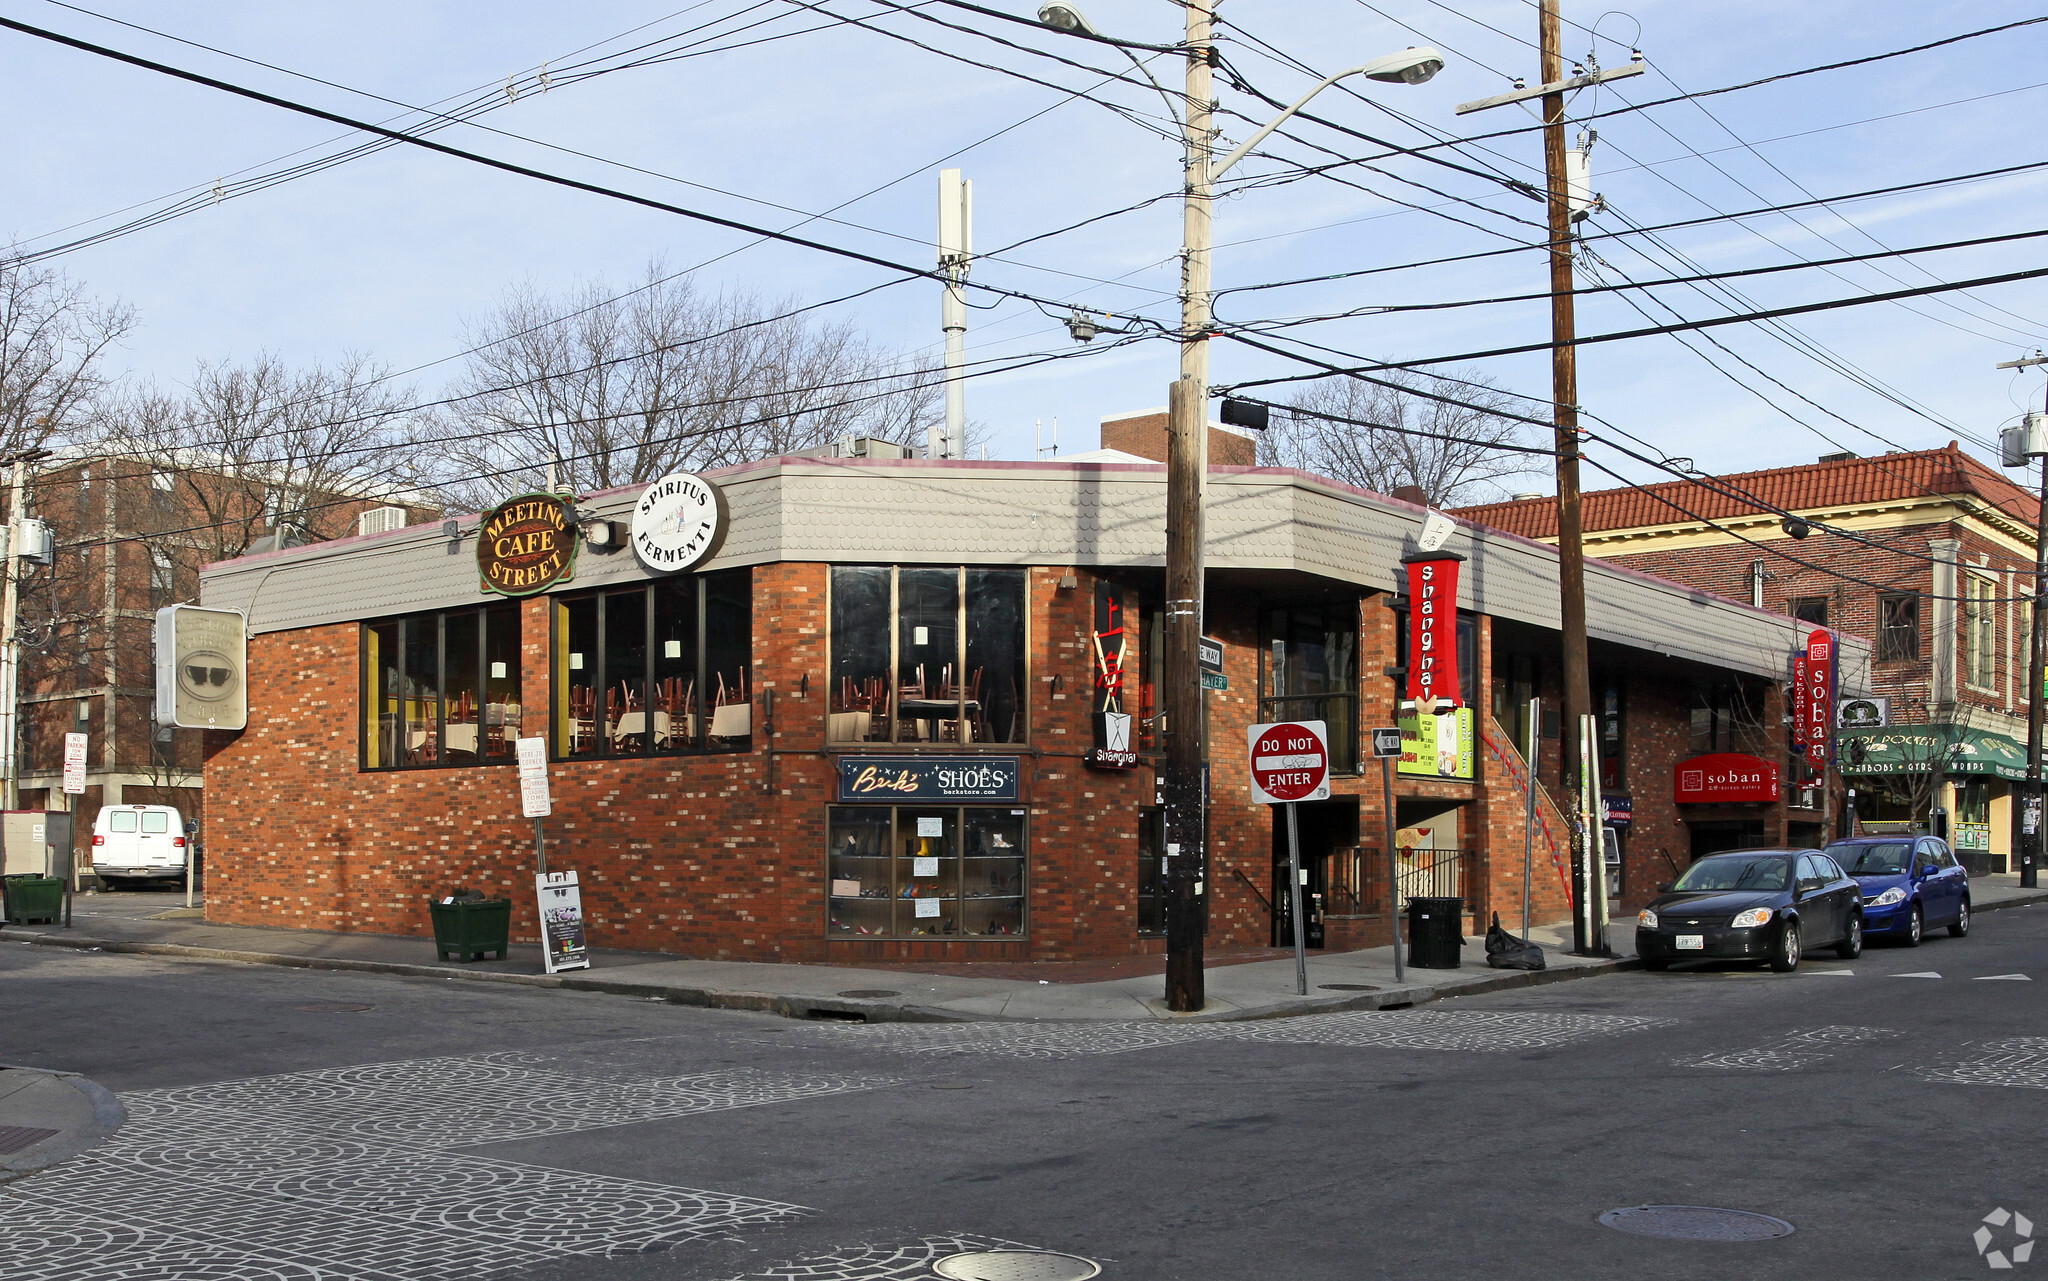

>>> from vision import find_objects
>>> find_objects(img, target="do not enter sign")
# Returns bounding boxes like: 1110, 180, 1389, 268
1247, 720, 1331, 804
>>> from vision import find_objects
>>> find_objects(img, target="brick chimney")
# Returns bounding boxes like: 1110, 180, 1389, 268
1099, 409, 1257, 467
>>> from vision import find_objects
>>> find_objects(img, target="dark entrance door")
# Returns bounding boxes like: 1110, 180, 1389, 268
1687, 818, 1768, 861
1271, 797, 1359, 948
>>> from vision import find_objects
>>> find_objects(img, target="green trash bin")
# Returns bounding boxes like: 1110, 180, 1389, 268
428, 894, 511, 962
4, 875, 64, 926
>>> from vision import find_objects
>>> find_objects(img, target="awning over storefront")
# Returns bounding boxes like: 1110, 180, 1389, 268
1838, 723, 2028, 781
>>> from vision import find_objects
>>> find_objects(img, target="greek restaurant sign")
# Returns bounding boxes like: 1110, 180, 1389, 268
836, 755, 1021, 803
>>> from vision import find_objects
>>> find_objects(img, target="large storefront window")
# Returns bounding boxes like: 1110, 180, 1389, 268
828, 566, 1026, 745
1262, 603, 1360, 773
553, 569, 752, 759
363, 603, 523, 769
827, 805, 1026, 937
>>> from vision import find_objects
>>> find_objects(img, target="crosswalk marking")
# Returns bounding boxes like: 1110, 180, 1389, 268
1892, 971, 1943, 979
1976, 974, 2032, 981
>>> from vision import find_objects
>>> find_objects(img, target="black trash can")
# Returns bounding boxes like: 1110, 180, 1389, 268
428, 893, 511, 962
1406, 896, 1464, 969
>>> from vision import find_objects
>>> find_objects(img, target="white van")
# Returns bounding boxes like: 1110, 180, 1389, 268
91, 805, 190, 883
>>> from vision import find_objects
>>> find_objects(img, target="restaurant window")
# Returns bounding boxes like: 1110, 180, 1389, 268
1688, 682, 1748, 756
1877, 593, 1919, 662
1788, 596, 1828, 625
827, 805, 1025, 938
827, 565, 1026, 745
1263, 603, 1360, 773
363, 602, 523, 769
1965, 575, 1997, 688
553, 569, 752, 759
1137, 806, 1165, 935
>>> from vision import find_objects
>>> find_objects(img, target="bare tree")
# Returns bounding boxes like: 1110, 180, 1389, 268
428, 266, 943, 509
103, 351, 425, 564
0, 258, 135, 459
1256, 369, 1537, 506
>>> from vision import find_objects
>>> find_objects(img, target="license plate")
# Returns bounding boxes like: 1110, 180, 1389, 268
1676, 935, 1705, 950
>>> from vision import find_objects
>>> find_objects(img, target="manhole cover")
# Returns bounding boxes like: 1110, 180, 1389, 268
294, 1002, 375, 1013
1599, 1205, 1795, 1241
1318, 983, 1379, 991
932, 1251, 1100, 1281
837, 989, 902, 998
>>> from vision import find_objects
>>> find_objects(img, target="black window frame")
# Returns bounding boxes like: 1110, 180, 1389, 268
1877, 592, 1920, 662
360, 602, 524, 772
550, 568, 752, 761
1260, 600, 1362, 775
1787, 596, 1828, 625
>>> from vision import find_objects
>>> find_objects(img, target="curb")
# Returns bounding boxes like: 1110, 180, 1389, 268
0, 1067, 127, 1186
10, 929, 1641, 1024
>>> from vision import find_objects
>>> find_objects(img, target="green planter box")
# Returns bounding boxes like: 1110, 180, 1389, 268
428, 897, 511, 962
3, 876, 64, 925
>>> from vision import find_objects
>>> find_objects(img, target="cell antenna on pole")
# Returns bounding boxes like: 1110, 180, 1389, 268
936, 169, 972, 461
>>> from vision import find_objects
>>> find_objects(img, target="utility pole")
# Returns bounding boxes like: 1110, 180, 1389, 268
1456, 3, 1641, 957
0, 454, 29, 812
936, 168, 972, 461
1998, 353, 2048, 887
1162, 0, 1216, 1013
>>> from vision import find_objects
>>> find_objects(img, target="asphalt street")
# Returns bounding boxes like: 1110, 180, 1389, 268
3, 901, 2044, 1280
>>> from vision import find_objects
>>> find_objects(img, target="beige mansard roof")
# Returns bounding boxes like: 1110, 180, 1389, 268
198, 455, 1867, 687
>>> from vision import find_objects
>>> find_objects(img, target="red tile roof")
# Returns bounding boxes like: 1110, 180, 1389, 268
1452, 443, 2040, 538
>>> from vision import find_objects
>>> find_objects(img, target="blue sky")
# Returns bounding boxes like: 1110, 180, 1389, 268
3, 0, 2045, 497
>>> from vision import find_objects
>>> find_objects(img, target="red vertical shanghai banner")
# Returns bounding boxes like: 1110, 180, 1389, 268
1404, 555, 1463, 708
1791, 655, 1809, 748
1805, 628, 1834, 767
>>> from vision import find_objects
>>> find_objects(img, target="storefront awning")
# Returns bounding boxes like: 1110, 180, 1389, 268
1838, 723, 2029, 782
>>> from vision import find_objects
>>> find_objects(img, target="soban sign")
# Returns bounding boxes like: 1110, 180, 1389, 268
1248, 720, 1331, 804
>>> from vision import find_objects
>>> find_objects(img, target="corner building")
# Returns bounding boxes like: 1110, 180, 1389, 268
196, 455, 1864, 960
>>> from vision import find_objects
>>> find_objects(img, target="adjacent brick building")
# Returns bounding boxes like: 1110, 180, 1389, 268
193, 455, 1856, 964
1457, 442, 2035, 869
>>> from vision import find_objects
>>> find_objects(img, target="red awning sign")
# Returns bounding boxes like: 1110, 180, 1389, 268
1674, 752, 1780, 804
1248, 720, 1331, 804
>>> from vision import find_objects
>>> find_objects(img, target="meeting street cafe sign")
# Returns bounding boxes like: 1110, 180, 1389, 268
837, 755, 1021, 803
478, 493, 577, 596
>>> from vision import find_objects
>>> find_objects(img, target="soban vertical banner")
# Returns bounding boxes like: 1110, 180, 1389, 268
1804, 629, 1834, 767
1403, 553, 1465, 710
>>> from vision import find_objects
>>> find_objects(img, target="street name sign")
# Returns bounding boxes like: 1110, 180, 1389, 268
1248, 720, 1331, 804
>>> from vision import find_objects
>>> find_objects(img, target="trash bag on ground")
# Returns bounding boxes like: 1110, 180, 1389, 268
1484, 913, 1546, 971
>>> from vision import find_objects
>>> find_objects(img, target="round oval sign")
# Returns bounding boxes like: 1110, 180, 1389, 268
1248, 720, 1330, 804
477, 493, 577, 596
630, 471, 726, 573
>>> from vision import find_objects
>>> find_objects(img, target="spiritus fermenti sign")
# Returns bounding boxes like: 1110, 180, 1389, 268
630, 471, 726, 573
478, 493, 577, 596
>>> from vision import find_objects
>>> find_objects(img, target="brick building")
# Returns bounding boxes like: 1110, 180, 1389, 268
191, 454, 1855, 962
11, 448, 435, 848
1456, 442, 2034, 869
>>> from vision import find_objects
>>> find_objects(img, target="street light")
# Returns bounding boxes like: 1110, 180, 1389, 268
1039, 2, 1442, 1011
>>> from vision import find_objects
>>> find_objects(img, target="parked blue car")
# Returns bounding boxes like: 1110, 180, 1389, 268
1821, 836, 1971, 946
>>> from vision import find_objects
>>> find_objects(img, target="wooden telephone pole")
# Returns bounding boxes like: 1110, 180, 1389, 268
1456, 2, 1642, 956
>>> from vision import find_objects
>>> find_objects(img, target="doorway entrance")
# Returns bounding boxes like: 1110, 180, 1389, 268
1271, 797, 1359, 949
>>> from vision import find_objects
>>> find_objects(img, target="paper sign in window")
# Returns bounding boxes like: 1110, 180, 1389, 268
914, 857, 938, 877
915, 898, 940, 918
917, 817, 943, 837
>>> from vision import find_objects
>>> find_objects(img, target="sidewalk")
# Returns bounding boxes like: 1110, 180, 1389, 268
0, 1065, 125, 1186
17, 876, 2043, 1024
10, 894, 1623, 1023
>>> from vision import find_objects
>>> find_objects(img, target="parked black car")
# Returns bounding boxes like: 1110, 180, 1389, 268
1636, 849, 1863, 973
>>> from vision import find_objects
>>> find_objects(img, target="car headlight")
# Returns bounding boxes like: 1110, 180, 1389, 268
1864, 887, 1905, 907
1638, 908, 1658, 930
1731, 907, 1775, 929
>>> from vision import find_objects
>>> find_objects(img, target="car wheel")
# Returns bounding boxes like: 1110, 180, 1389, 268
1949, 899, 1970, 939
1770, 921, 1802, 973
1835, 914, 1863, 960
1903, 903, 1923, 947
1641, 955, 1670, 972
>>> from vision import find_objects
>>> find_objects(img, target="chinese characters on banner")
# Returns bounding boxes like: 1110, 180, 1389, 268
1087, 582, 1136, 769
1403, 553, 1464, 709
1803, 629, 1834, 767
1791, 655, 1809, 747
